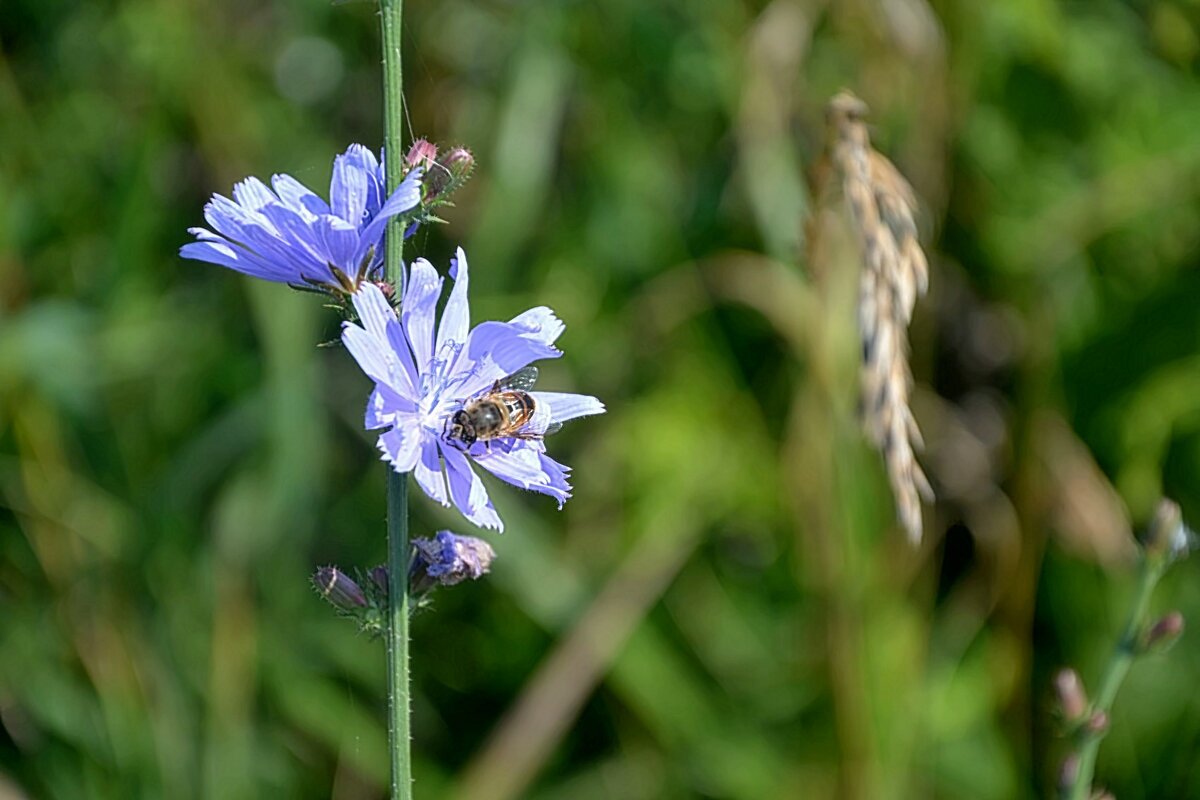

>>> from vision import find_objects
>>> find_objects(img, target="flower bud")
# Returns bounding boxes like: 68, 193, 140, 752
1142, 611, 1185, 652
369, 565, 389, 596
442, 147, 474, 179
424, 147, 475, 200
372, 280, 396, 300
312, 566, 368, 611
410, 531, 496, 594
1142, 498, 1194, 562
405, 138, 438, 170
1054, 668, 1088, 723
1085, 711, 1109, 736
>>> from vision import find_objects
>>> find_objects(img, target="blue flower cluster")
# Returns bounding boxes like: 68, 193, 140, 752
183, 145, 603, 532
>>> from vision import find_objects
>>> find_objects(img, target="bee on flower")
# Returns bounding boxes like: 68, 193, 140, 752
341, 248, 605, 530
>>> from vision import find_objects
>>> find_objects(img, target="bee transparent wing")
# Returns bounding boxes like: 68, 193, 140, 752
499, 365, 539, 392
544, 421, 563, 436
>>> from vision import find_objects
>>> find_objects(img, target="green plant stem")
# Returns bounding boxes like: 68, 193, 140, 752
379, 1, 411, 799
380, 0, 405, 288
1066, 557, 1165, 800
386, 470, 411, 800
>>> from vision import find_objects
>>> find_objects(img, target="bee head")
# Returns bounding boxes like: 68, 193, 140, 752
447, 409, 476, 447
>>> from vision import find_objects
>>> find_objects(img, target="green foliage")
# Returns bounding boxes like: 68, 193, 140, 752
2, 0, 1199, 798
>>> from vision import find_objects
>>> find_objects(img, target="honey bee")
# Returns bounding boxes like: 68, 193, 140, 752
445, 366, 559, 448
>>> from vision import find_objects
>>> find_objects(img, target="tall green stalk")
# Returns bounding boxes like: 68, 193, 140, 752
1063, 498, 1189, 800
379, 1, 412, 798
385, 469, 411, 800
1065, 557, 1166, 800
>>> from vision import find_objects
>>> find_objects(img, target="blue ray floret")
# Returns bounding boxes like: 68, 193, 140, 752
342, 248, 606, 531
180, 144, 422, 294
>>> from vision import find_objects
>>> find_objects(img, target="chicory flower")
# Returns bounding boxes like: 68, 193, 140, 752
181, 144, 421, 294
342, 248, 604, 530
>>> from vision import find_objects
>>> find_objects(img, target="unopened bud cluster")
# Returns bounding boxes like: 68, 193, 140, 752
1054, 498, 1190, 799
312, 566, 385, 636
403, 137, 476, 207
312, 531, 496, 632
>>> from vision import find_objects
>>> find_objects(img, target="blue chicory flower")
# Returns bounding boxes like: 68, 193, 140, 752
180, 144, 422, 294
341, 247, 605, 530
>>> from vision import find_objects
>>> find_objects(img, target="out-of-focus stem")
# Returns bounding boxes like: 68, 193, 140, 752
1065, 557, 1165, 800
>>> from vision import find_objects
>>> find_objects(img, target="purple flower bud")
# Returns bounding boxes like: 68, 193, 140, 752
369, 565, 390, 596
442, 147, 474, 178
410, 531, 496, 593
1054, 668, 1088, 723
312, 566, 368, 611
1143, 498, 1195, 562
406, 138, 438, 170
424, 147, 475, 200
1085, 711, 1109, 736
1143, 611, 1185, 651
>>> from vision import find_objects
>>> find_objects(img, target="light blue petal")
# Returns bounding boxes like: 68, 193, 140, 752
449, 319, 562, 398
351, 281, 396, 340
312, 216, 359, 273
507, 306, 565, 346
355, 167, 423, 262
413, 438, 450, 507
435, 247, 470, 355
536, 451, 574, 507
442, 444, 504, 531
378, 426, 421, 473
529, 392, 606, 424
331, 144, 374, 225
251, 203, 332, 278
349, 284, 418, 397
401, 258, 442, 373
232, 176, 278, 211
204, 194, 276, 241
474, 443, 572, 506
366, 386, 415, 429
179, 240, 293, 282
271, 173, 329, 218
342, 324, 395, 388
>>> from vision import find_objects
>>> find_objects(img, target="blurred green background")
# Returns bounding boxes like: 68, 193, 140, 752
3, 0, 1200, 797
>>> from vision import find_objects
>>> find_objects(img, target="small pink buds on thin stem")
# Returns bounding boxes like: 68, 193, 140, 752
442, 147, 474, 178
1054, 668, 1089, 724
1142, 611, 1185, 652
1142, 498, 1194, 563
405, 138, 438, 170
1084, 711, 1109, 737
